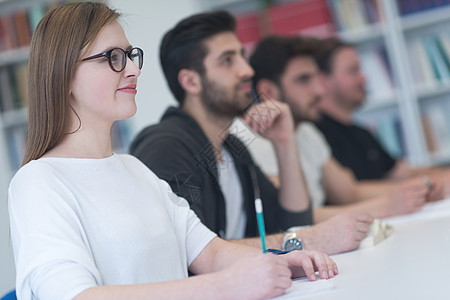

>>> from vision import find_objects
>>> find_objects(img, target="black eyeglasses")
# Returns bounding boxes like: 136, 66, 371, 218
81, 47, 143, 72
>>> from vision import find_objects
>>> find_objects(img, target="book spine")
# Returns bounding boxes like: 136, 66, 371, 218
0, 68, 14, 112
409, 38, 436, 86
13, 10, 31, 47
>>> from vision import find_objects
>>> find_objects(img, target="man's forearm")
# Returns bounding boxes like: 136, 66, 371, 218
356, 180, 397, 200
230, 234, 284, 250
313, 196, 392, 222
229, 228, 335, 255
313, 205, 349, 223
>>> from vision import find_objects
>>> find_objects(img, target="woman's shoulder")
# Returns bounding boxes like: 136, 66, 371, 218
11, 159, 58, 185
117, 153, 180, 196
117, 153, 146, 167
9, 160, 68, 200
117, 153, 161, 179
8, 159, 66, 210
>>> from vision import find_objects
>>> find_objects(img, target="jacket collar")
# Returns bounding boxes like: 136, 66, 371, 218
161, 106, 253, 174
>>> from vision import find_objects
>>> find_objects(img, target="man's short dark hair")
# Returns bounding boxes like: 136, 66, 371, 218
250, 35, 319, 88
314, 37, 354, 74
160, 11, 236, 105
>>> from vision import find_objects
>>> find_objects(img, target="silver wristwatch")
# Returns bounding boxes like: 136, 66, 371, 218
282, 232, 304, 251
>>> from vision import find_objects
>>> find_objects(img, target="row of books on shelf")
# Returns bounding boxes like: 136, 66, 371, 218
0, 1, 73, 53
360, 47, 395, 102
0, 63, 28, 113
421, 100, 450, 155
362, 100, 450, 161
327, 0, 381, 32
326, 0, 450, 32
398, 0, 450, 16
236, 0, 334, 50
6, 124, 26, 171
360, 114, 406, 159
357, 31, 450, 101
0, 4, 45, 52
407, 32, 450, 88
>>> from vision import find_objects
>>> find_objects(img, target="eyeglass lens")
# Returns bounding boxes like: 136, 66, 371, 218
110, 48, 143, 72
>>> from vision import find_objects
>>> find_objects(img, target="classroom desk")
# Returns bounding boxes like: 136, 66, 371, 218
280, 199, 450, 300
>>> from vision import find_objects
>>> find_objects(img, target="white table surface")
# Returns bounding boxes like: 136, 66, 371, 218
279, 199, 450, 300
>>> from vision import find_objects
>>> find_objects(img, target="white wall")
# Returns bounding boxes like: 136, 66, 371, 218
0, 0, 206, 296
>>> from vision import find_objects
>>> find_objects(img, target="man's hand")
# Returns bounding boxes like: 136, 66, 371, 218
241, 98, 295, 144
298, 212, 374, 255
383, 177, 428, 216
241, 95, 310, 213
282, 249, 338, 280
427, 171, 450, 201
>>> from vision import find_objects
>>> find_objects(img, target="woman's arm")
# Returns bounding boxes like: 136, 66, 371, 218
75, 237, 338, 300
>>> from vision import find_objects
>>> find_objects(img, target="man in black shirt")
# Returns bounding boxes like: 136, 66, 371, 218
315, 38, 450, 193
317, 114, 396, 180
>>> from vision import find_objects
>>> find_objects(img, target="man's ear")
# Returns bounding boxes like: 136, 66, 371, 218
256, 78, 281, 101
178, 69, 202, 96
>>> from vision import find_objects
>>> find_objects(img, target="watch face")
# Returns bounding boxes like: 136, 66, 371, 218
284, 239, 304, 251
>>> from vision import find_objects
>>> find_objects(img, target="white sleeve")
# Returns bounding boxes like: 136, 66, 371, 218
311, 124, 332, 161
8, 164, 99, 300
162, 185, 217, 266
298, 123, 331, 166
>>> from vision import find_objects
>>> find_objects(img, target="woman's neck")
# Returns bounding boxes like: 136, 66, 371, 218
43, 125, 113, 159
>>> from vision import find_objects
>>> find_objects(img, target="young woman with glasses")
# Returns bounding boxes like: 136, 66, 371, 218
8, 2, 337, 299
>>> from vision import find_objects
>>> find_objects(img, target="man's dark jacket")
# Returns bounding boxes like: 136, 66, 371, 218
130, 107, 312, 238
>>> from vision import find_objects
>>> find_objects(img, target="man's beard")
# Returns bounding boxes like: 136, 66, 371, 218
336, 85, 366, 111
279, 89, 322, 124
200, 76, 253, 119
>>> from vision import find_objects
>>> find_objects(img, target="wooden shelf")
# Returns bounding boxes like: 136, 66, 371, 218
1, 107, 27, 129
402, 5, 450, 32
356, 92, 398, 114
0, 47, 29, 67
338, 23, 384, 44
416, 83, 450, 100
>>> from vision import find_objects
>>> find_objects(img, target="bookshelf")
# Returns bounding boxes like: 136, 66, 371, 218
201, 0, 450, 167
349, 0, 450, 166
0, 0, 58, 183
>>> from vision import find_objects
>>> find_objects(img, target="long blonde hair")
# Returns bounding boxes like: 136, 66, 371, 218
22, 2, 120, 165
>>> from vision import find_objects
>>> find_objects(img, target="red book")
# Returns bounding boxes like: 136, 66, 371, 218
235, 12, 261, 54
0, 18, 5, 51
13, 10, 31, 47
0, 15, 19, 50
268, 0, 335, 36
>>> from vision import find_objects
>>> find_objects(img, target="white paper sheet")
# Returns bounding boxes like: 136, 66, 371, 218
273, 277, 336, 299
